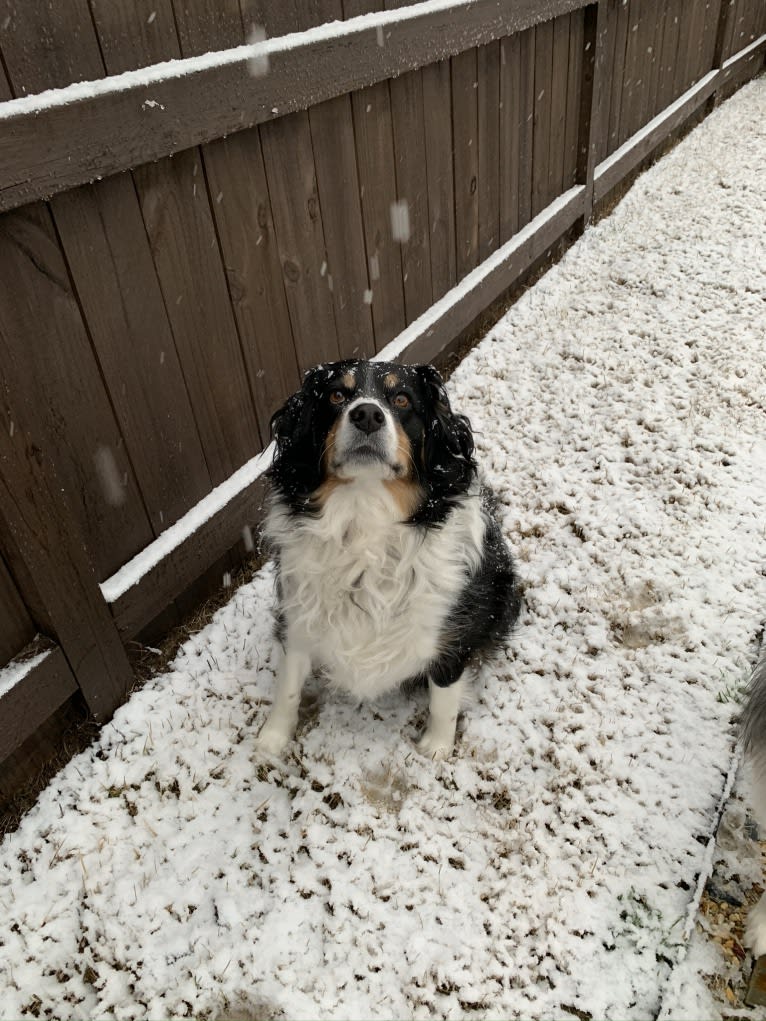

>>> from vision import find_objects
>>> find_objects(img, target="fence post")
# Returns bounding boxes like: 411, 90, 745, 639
712, 0, 736, 68
578, 0, 609, 224
0, 409, 133, 722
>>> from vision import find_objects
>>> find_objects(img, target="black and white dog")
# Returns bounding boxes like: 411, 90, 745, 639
256, 359, 520, 759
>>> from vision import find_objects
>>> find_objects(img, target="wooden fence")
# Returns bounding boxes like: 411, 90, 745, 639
0, 0, 764, 797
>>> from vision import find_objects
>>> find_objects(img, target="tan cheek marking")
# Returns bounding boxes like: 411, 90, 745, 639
322, 418, 342, 471
383, 372, 400, 389
393, 422, 414, 477
342, 371, 356, 390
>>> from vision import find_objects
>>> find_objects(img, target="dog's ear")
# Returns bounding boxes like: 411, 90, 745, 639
416, 364, 476, 498
268, 367, 324, 497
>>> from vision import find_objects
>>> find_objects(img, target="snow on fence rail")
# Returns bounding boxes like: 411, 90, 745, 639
0, 0, 763, 798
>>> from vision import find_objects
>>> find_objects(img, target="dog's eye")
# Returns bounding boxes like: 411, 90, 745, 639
329, 390, 346, 405
393, 392, 411, 409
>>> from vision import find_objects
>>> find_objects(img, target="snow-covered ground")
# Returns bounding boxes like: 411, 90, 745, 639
1, 77, 765, 1020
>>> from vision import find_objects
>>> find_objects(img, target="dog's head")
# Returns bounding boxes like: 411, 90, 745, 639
269, 359, 476, 522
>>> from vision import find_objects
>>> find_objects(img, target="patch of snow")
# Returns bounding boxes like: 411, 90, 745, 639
0, 647, 49, 702
389, 198, 411, 243
100, 443, 274, 603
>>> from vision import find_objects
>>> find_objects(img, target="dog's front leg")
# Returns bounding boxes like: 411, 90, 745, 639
255, 644, 312, 757
416, 673, 466, 760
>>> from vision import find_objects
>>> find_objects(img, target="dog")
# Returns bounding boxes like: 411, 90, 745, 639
740, 638, 766, 955
255, 359, 520, 759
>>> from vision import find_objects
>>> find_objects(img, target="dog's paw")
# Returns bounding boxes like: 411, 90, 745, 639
746, 893, 766, 958
254, 722, 291, 759
416, 729, 454, 761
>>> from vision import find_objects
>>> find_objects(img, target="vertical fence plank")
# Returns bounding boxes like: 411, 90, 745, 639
564, 8, 584, 188
499, 33, 521, 243
203, 132, 302, 423
646, 1, 668, 121
607, 0, 630, 154
310, 94, 376, 359
452, 47, 480, 279
580, 0, 610, 222
532, 18, 554, 215
422, 59, 458, 302
657, 0, 682, 109
619, 0, 642, 144
518, 27, 537, 228
597, 0, 618, 166
478, 40, 501, 261
389, 67, 434, 321
631, 0, 658, 135
700, 0, 723, 76
297, 0, 375, 360
350, 81, 408, 351
346, 0, 408, 350
261, 113, 342, 369
684, 0, 710, 90
549, 13, 571, 201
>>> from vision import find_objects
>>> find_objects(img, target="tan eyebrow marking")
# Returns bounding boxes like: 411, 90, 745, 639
341, 371, 356, 389
383, 372, 400, 389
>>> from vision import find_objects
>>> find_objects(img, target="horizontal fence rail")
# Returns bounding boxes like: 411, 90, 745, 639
0, 0, 764, 797
0, 0, 590, 213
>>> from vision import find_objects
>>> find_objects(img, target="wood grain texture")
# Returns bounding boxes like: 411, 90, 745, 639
389, 67, 433, 321
0, 204, 152, 578
260, 112, 342, 370
0, 556, 35, 668
0, 0, 592, 214
532, 18, 554, 215
203, 130, 302, 426
422, 59, 458, 302
452, 47, 480, 280
91, 1, 262, 480
350, 79, 407, 351
52, 176, 213, 532
549, 13, 571, 199
499, 33, 521, 243
518, 27, 537, 228
173, 0, 301, 430
310, 93, 376, 359
477, 40, 501, 262
564, 8, 584, 187
606, 0, 630, 154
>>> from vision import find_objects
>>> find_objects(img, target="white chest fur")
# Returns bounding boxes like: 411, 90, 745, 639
265, 480, 486, 698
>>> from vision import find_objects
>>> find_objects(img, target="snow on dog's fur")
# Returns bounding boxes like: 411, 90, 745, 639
256, 359, 520, 759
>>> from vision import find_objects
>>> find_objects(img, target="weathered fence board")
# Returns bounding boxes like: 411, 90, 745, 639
422, 59, 458, 302
0, 0, 592, 215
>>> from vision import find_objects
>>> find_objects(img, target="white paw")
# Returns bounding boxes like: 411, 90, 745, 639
416, 729, 454, 761
746, 894, 766, 958
254, 721, 291, 759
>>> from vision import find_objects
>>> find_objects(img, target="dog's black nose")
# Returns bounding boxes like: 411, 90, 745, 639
349, 402, 385, 434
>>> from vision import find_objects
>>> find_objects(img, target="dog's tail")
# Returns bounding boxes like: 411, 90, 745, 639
742, 639, 766, 822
